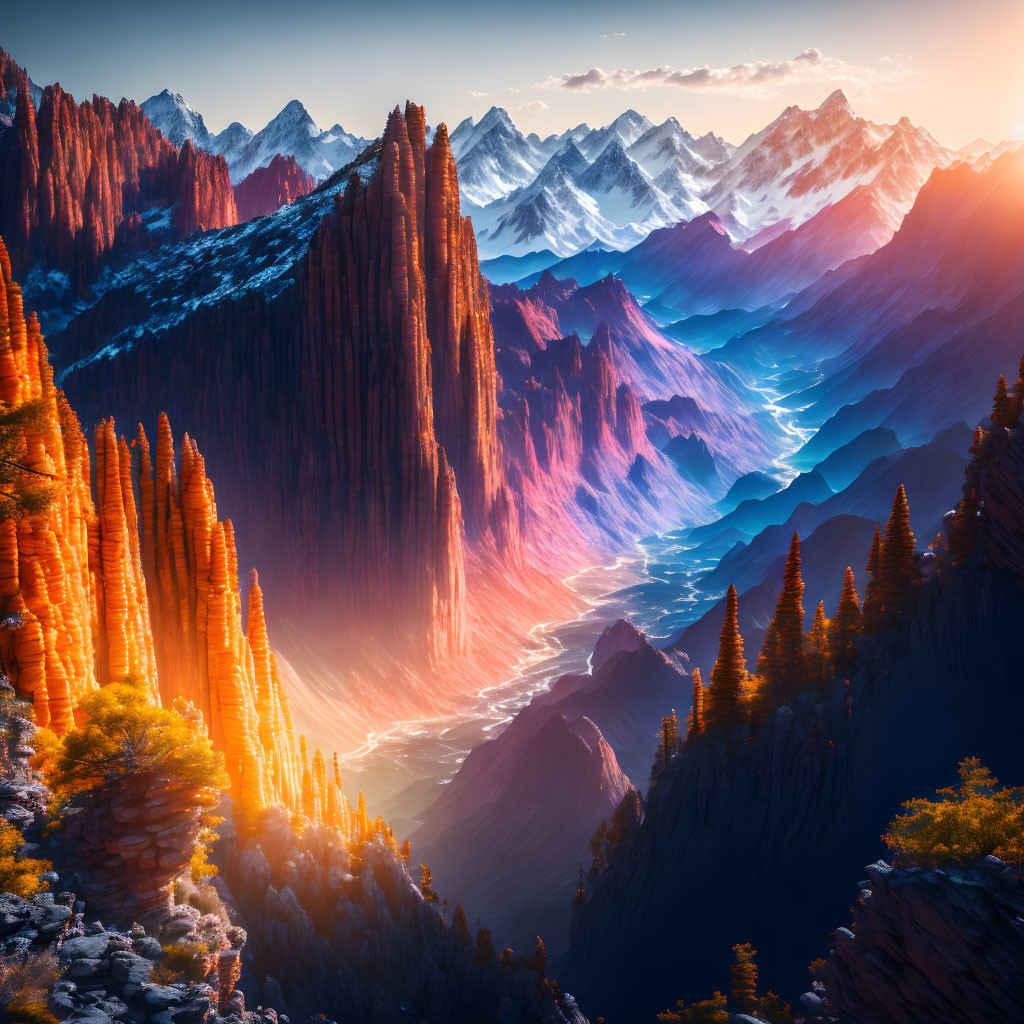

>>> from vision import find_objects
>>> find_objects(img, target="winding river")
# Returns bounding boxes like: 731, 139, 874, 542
341, 365, 817, 825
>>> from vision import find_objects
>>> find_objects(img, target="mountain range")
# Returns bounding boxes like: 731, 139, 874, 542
140, 88, 370, 183
137, 84, 976, 278
2, 30, 1024, 1024
457, 91, 956, 263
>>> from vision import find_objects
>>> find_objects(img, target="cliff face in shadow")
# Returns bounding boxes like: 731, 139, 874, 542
214, 810, 590, 1024
54, 104, 511, 676
234, 154, 315, 222
564, 423, 1024, 1023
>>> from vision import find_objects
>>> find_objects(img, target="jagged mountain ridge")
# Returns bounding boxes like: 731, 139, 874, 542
489, 271, 781, 483
40, 97, 786, 762
134, 81, 954, 296
459, 92, 950, 267
0, 248, 580, 1024
44, 106, 509, 754
710, 146, 1024, 477
411, 622, 687, 960
29, 101, 712, 770
706, 89, 953, 242
141, 88, 371, 184
139, 88, 217, 149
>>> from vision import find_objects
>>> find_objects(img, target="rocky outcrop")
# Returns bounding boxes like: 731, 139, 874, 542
0, 46, 236, 293
59, 769, 219, 927
234, 155, 315, 222
297, 104, 490, 656
0, 699, 265, 1023
804, 858, 1024, 1024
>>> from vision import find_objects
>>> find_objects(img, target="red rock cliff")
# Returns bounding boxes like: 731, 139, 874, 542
234, 153, 315, 222
57, 104, 512, 669
0, 46, 237, 292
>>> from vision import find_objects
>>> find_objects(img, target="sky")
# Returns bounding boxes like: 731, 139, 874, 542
3, 0, 1023, 149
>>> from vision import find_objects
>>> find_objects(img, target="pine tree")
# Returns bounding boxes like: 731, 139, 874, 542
589, 820, 607, 867
654, 711, 679, 774
685, 667, 704, 741
1014, 353, 1024, 423
572, 865, 585, 907
400, 840, 411, 862
475, 928, 496, 965
829, 567, 862, 671
949, 489, 980, 565
730, 942, 759, 1014
756, 533, 806, 713
993, 374, 1014, 428
705, 585, 748, 732
806, 601, 830, 688
969, 425, 988, 458
877, 484, 919, 627
755, 620, 778, 687
525, 936, 548, 977
862, 527, 883, 632
419, 863, 439, 904
605, 788, 642, 850
499, 947, 515, 969
451, 904, 472, 945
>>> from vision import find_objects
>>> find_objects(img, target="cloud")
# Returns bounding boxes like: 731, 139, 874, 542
600, 32, 627, 38
469, 90, 487, 98
538, 48, 916, 100
517, 100, 549, 115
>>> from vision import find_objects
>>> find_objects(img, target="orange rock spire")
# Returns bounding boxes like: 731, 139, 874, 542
0, 231, 328, 828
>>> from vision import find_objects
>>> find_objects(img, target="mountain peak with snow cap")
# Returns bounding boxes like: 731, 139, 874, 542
140, 88, 214, 150
818, 88, 853, 115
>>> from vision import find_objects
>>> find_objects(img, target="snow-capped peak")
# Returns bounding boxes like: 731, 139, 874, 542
579, 109, 654, 160
705, 90, 953, 242
140, 88, 214, 150
818, 88, 853, 115
267, 100, 319, 137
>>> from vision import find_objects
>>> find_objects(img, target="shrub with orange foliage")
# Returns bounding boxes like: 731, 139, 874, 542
656, 991, 728, 1023
0, 819, 52, 898
883, 757, 1024, 868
